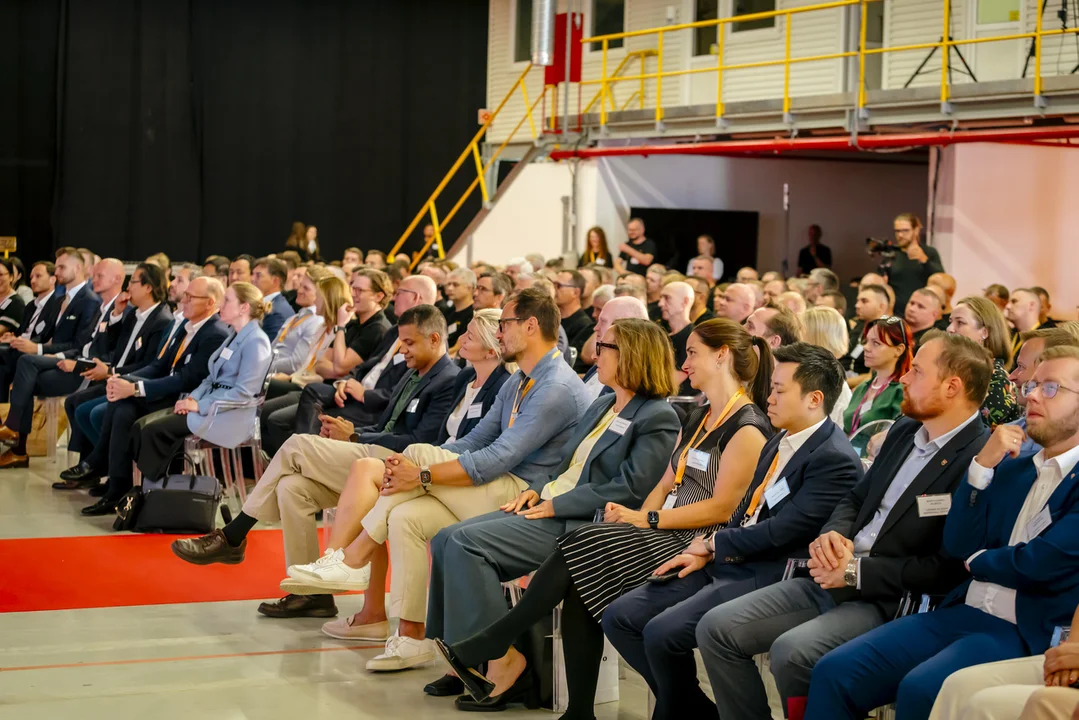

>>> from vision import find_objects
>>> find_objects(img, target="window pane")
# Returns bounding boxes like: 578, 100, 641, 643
591, 0, 625, 51
515, 0, 533, 63
733, 0, 776, 32
695, 0, 719, 56
977, 0, 1019, 25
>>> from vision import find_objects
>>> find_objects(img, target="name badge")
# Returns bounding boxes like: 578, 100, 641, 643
917, 494, 952, 517
447, 322, 458, 335
35, 321, 46, 334
0, 298, 10, 310
467, 402, 483, 419
1026, 506, 1053, 539
662, 492, 677, 510
135, 337, 143, 350
185, 355, 192, 365
594, 257, 606, 266
850, 344, 864, 359
220, 347, 234, 361
610, 417, 631, 436
98, 322, 107, 333
393, 353, 405, 365
407, 399, 420, 413
764, 478, 791, 508
629, 257, 640, 265
686, 448, 710, 472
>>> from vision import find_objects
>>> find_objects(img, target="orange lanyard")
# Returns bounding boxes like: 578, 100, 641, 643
672, 388, 745, 488
508, 378, 535, 428
171, 333, 192, 369
303, 330, 333, 372
742, 451, 781, 523
277, 312, 311, 342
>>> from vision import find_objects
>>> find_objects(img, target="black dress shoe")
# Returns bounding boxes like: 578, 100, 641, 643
257, 593, 338, 619
60, 461, 99, 482
81, 499, 119, 516
453, 672, 535, 713
424, 674, 465, 697
434, 639, 496, 702
52, 475, 101, 490
88, 483, 108, 497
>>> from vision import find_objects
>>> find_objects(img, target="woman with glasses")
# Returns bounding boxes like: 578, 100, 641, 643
947, 296, 1022, 428
844, 316, 913, 455
432, 318, 773, 715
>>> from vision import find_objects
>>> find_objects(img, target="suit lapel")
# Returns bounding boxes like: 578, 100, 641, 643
758, 422, 833, 520
581, 395, 643, 475
411, 355, 450, 398
730, 433, 784, 525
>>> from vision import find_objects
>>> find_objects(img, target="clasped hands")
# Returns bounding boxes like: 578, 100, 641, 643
806, 531, 853, 590
1044, 642, 1079, 688
105, 375, 137, 402
335, 378, 364, 407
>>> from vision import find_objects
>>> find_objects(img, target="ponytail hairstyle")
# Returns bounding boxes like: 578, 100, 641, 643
229, 281, 268, 321
691, 318, 775, 410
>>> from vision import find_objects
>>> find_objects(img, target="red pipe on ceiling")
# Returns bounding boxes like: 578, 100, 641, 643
547, 125, 1079, 159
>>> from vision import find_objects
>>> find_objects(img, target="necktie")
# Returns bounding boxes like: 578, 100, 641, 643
158, 320, 182, 359
383, 372, 422, 433
60, 292, 71, 315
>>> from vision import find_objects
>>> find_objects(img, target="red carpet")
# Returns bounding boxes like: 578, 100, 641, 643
0, 529, 372, 613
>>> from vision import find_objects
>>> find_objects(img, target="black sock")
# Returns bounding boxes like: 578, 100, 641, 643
12, 433, 27, 456
221, 511, 258, 546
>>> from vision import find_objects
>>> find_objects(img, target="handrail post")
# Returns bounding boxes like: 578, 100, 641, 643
429, 202, 445, 260
716, 20, 727, 122
639, 50, 646, 109
1035, 0, 1045, 102
783, 11, 793, 119
601, 38, 609, 127
471, 143, 490, 206
520, 80, 537, 139
655, 30, 664, 128
857, 0, 868, 113
941, 0, 951, 108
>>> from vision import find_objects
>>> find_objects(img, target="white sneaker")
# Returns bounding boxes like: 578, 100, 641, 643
366, 634, 435, 672
286, 548, 370, 592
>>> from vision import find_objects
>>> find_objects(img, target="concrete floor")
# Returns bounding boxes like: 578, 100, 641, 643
0, 452, 650, 720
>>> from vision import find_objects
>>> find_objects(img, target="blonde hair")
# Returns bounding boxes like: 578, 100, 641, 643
228, 281, 268, 321
304, 265, 332, 283
469, 308, 504, 362
801, 306, 849, 359
610, 319, 677, 398
316, 275, 351, 327
956, 295, 1012, 364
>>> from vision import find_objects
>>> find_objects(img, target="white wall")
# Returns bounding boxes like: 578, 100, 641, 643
934, 142, 1079, 318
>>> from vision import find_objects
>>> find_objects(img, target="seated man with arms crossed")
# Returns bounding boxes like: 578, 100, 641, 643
806, 345, 1079, 720
172, 304, 461, 619
696, 332, 992, 720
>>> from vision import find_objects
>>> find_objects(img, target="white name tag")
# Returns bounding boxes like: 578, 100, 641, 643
98, 322, 106, 333
917, 494, 952, 518
467, 402, 483, 419
220, 347, 234, 361
594, 257, 606, 265
447, 323, 458, 335
35, 321, 46, 334
850, 344, 864, 359
765, 478, 791, 508
135, 337, 143, 350
662, 491, 677, 510
629, 257, 640, 265
610, 417, 631, 436
407, 398, 419, 413
686, 448, 710, 472
185, 355, 192, 365
393, 353, 405, 365
1026, 506, 1053, 539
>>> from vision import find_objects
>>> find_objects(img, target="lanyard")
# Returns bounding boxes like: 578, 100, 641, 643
742, 451, 781, 525
672, 388, 745, 488
507, 351, 560, 429
277, 312, 311, 342
171, 333, 193, 369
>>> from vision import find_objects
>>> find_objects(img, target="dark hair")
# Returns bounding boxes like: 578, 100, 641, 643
772, 342, 845, 415
560, 269, 586, 297
353, 267, 394, 309
387, 265, 409, 284
133, 262, 168, 303
398, 303, 449, 342
692, 318, 775, 410
0, 258, 14, 280
233, 254, 255, 270
764, 304, 803, 347
861, 283, 890, 304
984, 283, 1009, 302
255, 257, 288, 286
11, 257, 26, 287
480, 272, 513, 298
508, 287, 561, 343
278, 250, 301, 270
865, 316, 914, 378
1031, 286, 1051, 304
204, 255, 230, 276
32, 260, 55, 276
821, 290, 848, 315
922, 331, 993, 407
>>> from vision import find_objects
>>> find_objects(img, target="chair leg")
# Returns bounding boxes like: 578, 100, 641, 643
44, 397, 59, 459
231, 448, 247, 503
251, 440, 266, 479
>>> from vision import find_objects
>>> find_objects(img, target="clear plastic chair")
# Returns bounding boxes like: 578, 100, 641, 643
848, 418, 896, 469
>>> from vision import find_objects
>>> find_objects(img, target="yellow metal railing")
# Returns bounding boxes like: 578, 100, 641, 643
387, 63, 545, 268
579, 0, 1079, 126
582, 49, 657, 113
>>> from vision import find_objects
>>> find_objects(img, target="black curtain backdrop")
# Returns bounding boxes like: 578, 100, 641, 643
2, 0, 488, 265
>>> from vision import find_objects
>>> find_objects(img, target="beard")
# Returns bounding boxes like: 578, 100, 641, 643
901, 391, 948, 422
1028, 411, 1079, 450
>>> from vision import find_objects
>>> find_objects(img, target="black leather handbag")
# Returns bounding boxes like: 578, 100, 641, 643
131, 474, 222, 534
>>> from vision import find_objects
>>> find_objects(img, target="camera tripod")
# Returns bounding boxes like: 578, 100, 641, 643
903, 0, 976, 88
1021, 0, 1079, 77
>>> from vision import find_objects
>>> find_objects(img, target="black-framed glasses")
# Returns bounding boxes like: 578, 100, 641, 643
596, 341, 619, 354
1023, 380, 1079, 400
498, 317, 523, 332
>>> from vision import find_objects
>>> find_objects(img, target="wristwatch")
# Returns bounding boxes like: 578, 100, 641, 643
419, 466, 433, 492
647, 510, 660, 530
844, 558, 859, 588
703, 533, 715, 555
348, 432, 360, 444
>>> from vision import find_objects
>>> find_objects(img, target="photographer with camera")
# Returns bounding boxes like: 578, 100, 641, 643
867, 213, 944, 316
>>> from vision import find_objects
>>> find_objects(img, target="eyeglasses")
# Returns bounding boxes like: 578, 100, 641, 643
182, 292, 210, 302
128, 278, 144, 287
498, 317, 523, 332
870, 315, 906, 334
394, 288, 419, 299
596, 341, 619, 354
1022, 380, 1079, 400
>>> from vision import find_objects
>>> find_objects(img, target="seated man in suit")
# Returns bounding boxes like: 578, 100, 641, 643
696, 333, 993, 720
0, 259, 60, 395
602, 343, 864, 720
807, 344, 1079, 720
79, 277, 229, 515
0, 250, 109, 468
55, 263, 174, 490
171, 304, 461, 619
251, 256, 294, 340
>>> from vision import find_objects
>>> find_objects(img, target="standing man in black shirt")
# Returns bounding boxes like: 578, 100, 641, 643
616, 217, 657, 276
797, 224, 832, 276
554, 269, 595, 372
441, 268, 475, 352
882, 213, 944, 315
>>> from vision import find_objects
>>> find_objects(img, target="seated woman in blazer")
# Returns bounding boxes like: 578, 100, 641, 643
844, 316, 913, 455
437, 308, 512, 445
132, 282, 272, 482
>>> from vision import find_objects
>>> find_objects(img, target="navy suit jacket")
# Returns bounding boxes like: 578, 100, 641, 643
109, 303, 175, 376
62, 297, 118, 360
435, 364, 512, 445
352, 354, 461, 452
262, 293, 295, 341
129, 317, 230, 403
942, 452, 1079, 653
712, 419, 863, 579
17, 293, 62, 342
42, 285, 101, 355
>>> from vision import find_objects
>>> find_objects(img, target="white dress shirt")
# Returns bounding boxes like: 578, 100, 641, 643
115, 303, 160, 368
135, 314, 213, 397
361, 337, 404, 391
21, 290, 54, 339
744, 417, 828, 527
37, 281, 87, 355
963, 443, 1079, 623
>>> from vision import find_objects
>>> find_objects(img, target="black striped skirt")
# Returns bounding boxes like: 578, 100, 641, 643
558, 522, 696, 620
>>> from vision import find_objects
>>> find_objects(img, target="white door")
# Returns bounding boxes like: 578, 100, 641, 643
971, 0, 1022, 81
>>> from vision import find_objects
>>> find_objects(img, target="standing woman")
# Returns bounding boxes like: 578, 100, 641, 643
434, 318, 773, 717
304, 225, 322, 263
844, 316, 913, 454
579, 227, 612, 267
132, 282, 272, 482
946, 295, 1021, 427
686, 234, 724, 282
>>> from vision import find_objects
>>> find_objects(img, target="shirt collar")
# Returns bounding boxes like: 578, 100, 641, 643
1033, 442, 1079, 479
781, 417, 828, 453
184, 315, 212, 336
914, 411, 980, 453
135, 303, 159, 322
65, 281, 87, 301
264, 292, 280, 303
525, 347, 563, 383
35, 290, 55, 308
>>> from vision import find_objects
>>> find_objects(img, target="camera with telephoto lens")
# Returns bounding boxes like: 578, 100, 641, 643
865, 237, 898, 258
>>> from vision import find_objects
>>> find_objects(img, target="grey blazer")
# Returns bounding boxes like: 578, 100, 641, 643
549, 393, 680, 529
270, 307, 325, 374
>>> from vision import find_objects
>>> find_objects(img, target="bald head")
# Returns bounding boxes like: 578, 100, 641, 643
717, 283, 755, 323
659, 281, 693, 326
397, 275, 438, 316
92, 258, 126, 297
595, 296, 648, 340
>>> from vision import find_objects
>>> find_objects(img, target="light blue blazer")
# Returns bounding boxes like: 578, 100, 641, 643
270, 307, 325, 374
187, 320, 273, 447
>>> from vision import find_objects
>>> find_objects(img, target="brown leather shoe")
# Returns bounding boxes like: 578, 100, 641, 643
0, 449, 28, 469
170, 529, 246, 566
257, 593, 338, 619
0, 427, 19, 445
